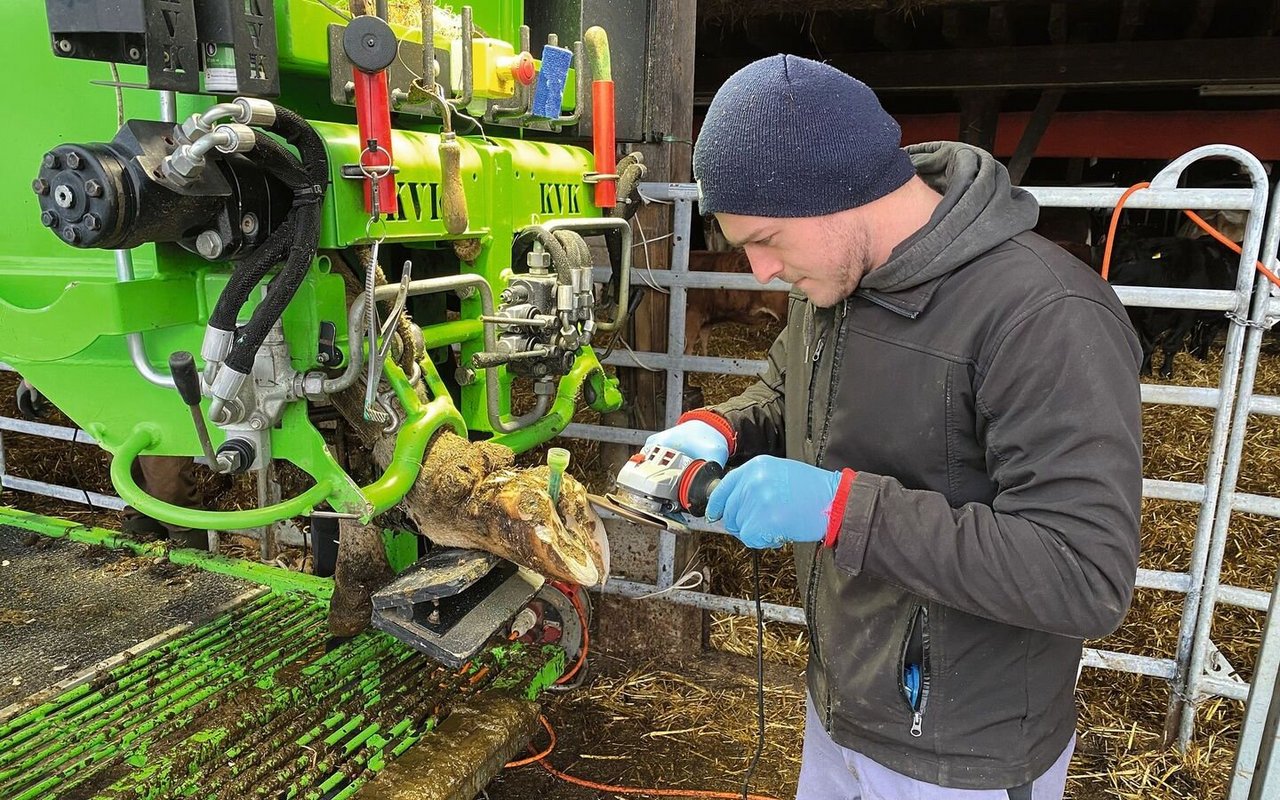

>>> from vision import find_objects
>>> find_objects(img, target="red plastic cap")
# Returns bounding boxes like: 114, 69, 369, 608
513, 52, 536, 86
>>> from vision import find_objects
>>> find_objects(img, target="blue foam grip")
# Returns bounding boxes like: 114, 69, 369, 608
532, 45, 574, 119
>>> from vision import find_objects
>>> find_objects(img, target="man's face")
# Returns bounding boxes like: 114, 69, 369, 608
714, 212, 873, 308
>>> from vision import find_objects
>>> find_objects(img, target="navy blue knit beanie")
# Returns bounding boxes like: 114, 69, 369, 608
694, 54, 916, 218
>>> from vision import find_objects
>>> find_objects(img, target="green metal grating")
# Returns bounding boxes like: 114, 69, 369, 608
0, 541, 563, 799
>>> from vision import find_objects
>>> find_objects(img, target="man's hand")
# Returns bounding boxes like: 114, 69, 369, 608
643, 410, 735, 466
706, 456, 853, 549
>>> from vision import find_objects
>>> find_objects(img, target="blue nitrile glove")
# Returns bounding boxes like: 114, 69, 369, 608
706, 456, 854, 549
643, 410, 736, 466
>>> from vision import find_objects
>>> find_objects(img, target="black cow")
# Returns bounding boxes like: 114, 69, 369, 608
1108, 237, 1237, 378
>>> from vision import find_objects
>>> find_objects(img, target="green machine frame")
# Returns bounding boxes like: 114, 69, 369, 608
0, 0, 628, 531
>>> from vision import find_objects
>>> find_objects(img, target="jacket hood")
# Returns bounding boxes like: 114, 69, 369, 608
857, 142, 1040, 313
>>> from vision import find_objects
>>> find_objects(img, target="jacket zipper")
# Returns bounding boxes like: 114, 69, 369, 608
805, 333, 825, 443
805, 300, 847, 445
899, 605, 931, 738
805, 300, 848, 728
805, 545, 825, 721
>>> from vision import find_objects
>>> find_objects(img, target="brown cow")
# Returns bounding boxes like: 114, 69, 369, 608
684, 250, 789, 354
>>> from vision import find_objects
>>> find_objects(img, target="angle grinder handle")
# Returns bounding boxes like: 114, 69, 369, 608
678, 460, 724, 518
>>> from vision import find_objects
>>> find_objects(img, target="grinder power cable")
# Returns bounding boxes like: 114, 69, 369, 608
590, 444, 768, 800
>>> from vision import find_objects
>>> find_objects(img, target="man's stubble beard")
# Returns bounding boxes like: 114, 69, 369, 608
813, 220, 872, 308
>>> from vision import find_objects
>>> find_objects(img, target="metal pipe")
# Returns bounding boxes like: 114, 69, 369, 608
114, 250, 176, 389
306, 273, 531, 437
320, 273, 498, 394
1175, 145, 1276, 747
2, 474, 126, 510
420, 0, 434, 91
198, 102, 245, 129
1228, 567, 1280, 799
487, 347, 614, 451
538, 216, 633, 332
453, 6, 473, 108
159, 90, 176, 124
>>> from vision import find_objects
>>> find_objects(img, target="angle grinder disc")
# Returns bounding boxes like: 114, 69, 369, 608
587, 493, 691, 534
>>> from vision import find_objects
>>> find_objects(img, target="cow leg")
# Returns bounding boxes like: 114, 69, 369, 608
1160, 312, 1195, 379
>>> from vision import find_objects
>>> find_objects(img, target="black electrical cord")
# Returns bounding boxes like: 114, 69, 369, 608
742, 550, 766, 800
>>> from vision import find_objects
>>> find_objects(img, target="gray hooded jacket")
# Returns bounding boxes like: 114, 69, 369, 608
710, 142, 1143, 788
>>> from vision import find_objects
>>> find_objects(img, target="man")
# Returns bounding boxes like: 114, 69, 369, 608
648, 55, 1143, 799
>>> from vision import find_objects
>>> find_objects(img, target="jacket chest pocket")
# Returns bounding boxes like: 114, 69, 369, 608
822, 333, 958, 490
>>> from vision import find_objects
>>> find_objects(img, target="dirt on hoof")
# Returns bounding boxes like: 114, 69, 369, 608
328, 521, 395, 637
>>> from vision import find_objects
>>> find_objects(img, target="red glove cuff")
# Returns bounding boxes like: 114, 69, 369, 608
824, 469, 858, 548
677, 408, 737, 457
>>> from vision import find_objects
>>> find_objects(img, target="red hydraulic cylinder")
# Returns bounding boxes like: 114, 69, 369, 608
352, 68, 397, 216
591, 79, 616, 209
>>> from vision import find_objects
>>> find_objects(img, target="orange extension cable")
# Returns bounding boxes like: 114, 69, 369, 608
505, 715, 783, 800
503, 584, 781, 800
1100, 181, 1280, 290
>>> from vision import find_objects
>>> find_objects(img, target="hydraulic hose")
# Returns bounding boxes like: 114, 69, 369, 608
220, 104, 328, 375
224, 201, 321, 375
209, 216, 296, 331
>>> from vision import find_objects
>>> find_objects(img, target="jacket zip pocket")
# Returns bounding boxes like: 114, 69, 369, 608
899, 604, 931, 738
805, 331, 825, 443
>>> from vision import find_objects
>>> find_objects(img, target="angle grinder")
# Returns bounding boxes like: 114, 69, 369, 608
588, 445, 723, 533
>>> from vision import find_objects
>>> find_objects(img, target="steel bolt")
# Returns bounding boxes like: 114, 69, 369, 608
55, 39, 72, 54
248, 415, 267, 431
42, 152, 59, 169
40, 210, 58, 228
53, 184, 74, 209
61, 226, 79, 244
127, 46, 141, 61
84, 213, 101, 231
83, 179, 102, 198
65, 151, 82, 170
31, 178, 48, 196
240, 212, 259, 236
455, 366, 476, 386
196, 230, 224, 259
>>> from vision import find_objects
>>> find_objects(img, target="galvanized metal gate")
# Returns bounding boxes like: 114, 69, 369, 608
2, 145, 1279, 795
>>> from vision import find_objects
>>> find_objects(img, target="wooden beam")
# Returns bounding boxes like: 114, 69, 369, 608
621, 0, 696, 434
956, 90, 1002, 153
1007, 89, 1064, 185
873, 12, 914, 51
694, 37, 1280, 95
987, 5, 1012, 47
897, 109, 1280, 160
1185, 0, 1216, 38
1048, 2, 1068, 45
1117, 0, 1146, 41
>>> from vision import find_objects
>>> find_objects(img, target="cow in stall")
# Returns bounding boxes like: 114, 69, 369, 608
1107, 236, 1237, 378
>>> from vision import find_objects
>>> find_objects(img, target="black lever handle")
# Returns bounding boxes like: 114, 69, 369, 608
169, 351, 202, 406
